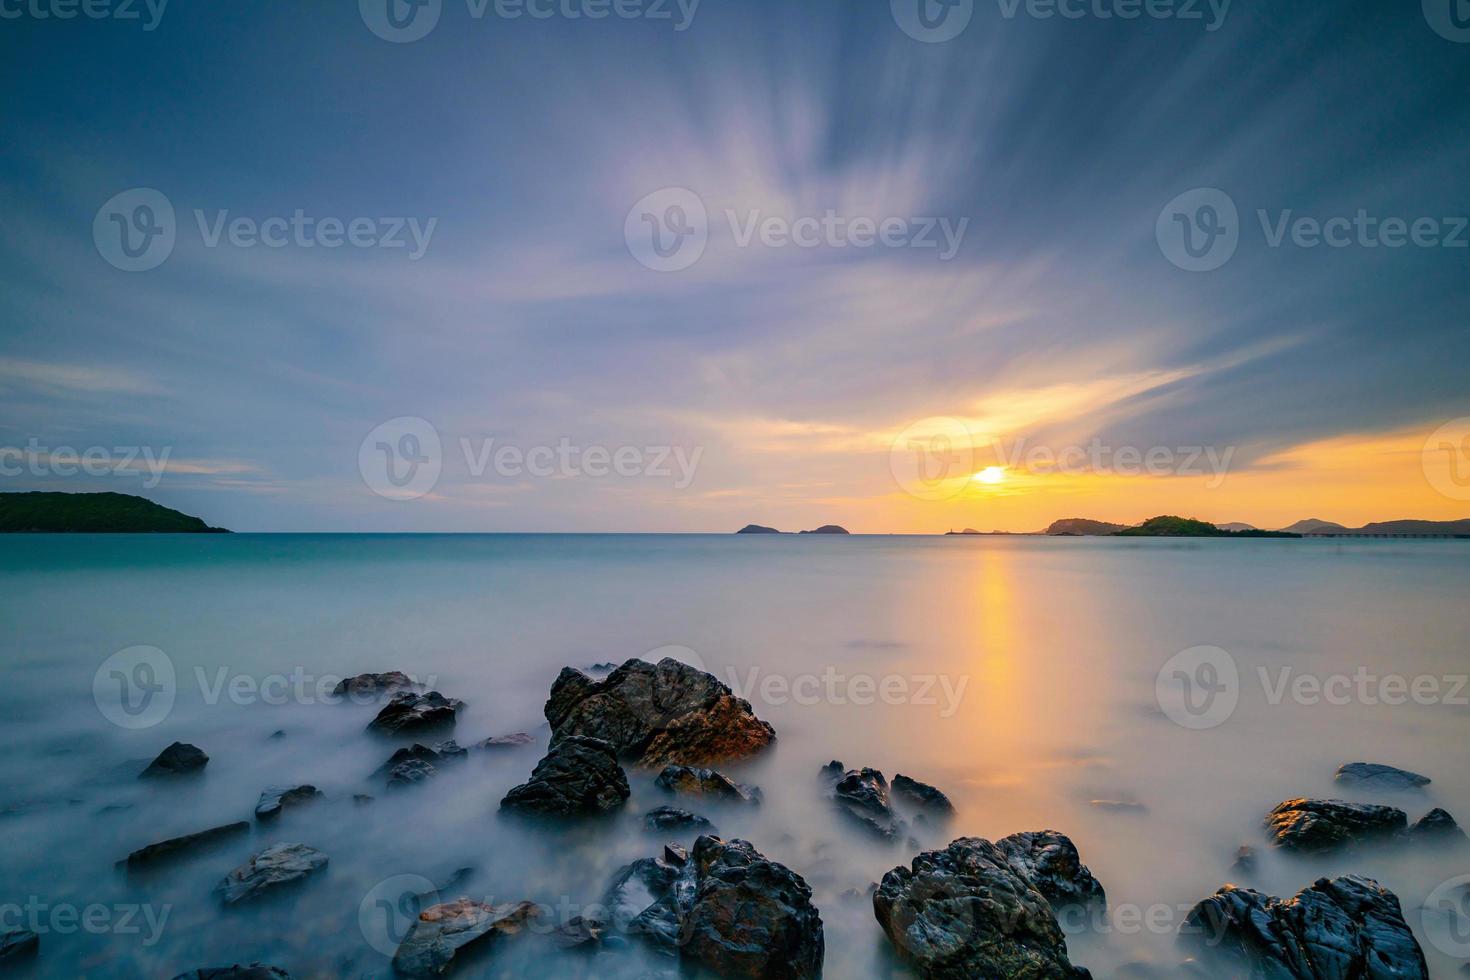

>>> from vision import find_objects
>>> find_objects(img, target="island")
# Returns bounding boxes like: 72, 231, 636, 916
1116, 516, 1298, 537
1045, 518, 1127, 536
0, 492, 229, 533
735, 524, 782, 534
799, 525, 850, 535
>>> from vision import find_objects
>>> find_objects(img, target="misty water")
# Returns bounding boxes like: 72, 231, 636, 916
2, 533, 1469, 978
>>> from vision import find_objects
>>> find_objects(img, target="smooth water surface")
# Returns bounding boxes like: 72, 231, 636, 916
2, 534, 1469, 977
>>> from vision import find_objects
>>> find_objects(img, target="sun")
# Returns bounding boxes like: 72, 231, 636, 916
973, 466, 1007, 485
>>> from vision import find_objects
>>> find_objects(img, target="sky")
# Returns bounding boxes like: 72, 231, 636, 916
1, 0, 1468, 532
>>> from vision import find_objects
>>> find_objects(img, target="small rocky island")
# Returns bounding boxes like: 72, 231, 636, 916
0, 491, 228, 533
735, 523, 850, 534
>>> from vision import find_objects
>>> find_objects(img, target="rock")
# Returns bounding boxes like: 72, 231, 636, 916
391, 898, 538, 978
819, 760, 845, 781
474, 732, 534, 750
432, 739, 467, 760
254, 785, 321, 820
873, 836, 1090, 978
544, 658, 775, 768
664, 842, 689, 865
552, 915, 606, 951
1231, 845, 1256, 874
1181, 874, 1427, 979
606, 835, 824, 978
387, 759, 437, 789
333, 671, 420, 698
892, 774, 956, 818
124, 821, 251, 868
1334, 762, 1431, 791
1408, 807, 1467, 842
170, 967, 293, 980
215, 843, 328, 905
375, 742, 461, 777
1264, 799, 1407, 853
645, 805, 714, 832
366, 691, 462, 735
0, 930, 39, 962
268, 730, 286, 740
994, 831, 1106, 909
499, 736, 630, 817
831, 767, 906, 841
654, 765, 761, 803
353, 793, 374, 806
140, 742, 208, 778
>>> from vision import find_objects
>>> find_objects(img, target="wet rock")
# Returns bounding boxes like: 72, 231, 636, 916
664, 842, 688, 865
607, 835, 824, 978
645, 805, 714, 833
1408, 807, 1467, 842
1334, 762, 1431, 791
124, 821, 250, 868
387, 759, 437, 789
654, 765, 761, 803
254, 785, 320, 820
552, 914, 607, 951
499, 736, 630, 817
819, 760, 845, 781
170, 967, 293, 980
215, 842, 328, 906
366, 691, 463, 736
1264, 799, 1407, 853
333, 671, 420, 698
892, 774, 956, 818
1231, 845, 1256, 874
1181, 874, 1427, 979
268, 730, 286, 740
831, 767, 906, 841
545, 658, 775, 768
0, 929, 39, 962
873, 836, 1090, 978
391, 898, 538, 978
140, 742, 208, 778
432, 739, 467, 760
375, 742, 455, 777
475, 732, 533, 750
994, 830, 1106, 909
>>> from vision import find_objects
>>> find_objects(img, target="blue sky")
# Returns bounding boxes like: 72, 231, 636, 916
1, 0, 1467, 531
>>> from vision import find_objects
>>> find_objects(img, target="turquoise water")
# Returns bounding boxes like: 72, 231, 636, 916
2, 534, 1469, 977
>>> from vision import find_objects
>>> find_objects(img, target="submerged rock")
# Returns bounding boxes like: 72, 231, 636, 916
367, 691, 462, 735
170, 967, 293, 980
254, 785, 321, 820
654, 765, 761, 803
873, 836, 1090, 978
474, 732, 534, 750
387, 759, 437, 789
124, 821, 251, 868
499, 736, 629, 816
391, 898, 538, 978
892, 774, 956, 818
215, 842, 328, 906
994, 831, 1106, 909
544, 658, 775, 768
0, 930, 39, 962
645, 805, 715, 833
140, 742, 208, 778
1231, 845, 1257, 874
1334, 762, 1431, 791
1408, 807, 1466, 842
831, 767, 906, 841
1181, 874, 1427, 979
1264, 799, 1407, 853
605, 835, 823, 978
333, 671, 421, 699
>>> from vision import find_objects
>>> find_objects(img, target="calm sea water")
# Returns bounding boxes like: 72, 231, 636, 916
2, 534, 1469, 978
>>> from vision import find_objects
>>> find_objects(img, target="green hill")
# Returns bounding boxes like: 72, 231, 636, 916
1117, 515, 1297, 538
0, 492, 228, 533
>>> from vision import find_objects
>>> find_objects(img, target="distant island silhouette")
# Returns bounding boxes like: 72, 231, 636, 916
0, 492, 228, 533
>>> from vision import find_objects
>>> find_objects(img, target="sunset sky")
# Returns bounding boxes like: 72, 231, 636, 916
1, 1, 1467, 532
